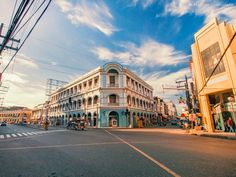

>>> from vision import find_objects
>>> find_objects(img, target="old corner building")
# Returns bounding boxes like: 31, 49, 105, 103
191, 18, 236, 132
48, 62, 155, 128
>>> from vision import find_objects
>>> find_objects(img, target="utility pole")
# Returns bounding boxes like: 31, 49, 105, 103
163, 75, 193, 113
0, 23, 20, 55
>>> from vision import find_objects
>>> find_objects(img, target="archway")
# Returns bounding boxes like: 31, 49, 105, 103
108, 111, 119, 127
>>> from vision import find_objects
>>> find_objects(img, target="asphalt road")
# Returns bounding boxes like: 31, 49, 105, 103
0, 125, 236, 177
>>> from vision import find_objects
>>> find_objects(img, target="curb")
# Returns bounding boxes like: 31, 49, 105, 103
198, 134, 236, 140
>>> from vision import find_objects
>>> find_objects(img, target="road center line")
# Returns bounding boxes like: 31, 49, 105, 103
0, 142, 122, 151
104, 129, 181, 177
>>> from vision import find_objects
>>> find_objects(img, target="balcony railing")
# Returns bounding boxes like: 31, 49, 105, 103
108, 83, 119, 87
108, 102, 119, 106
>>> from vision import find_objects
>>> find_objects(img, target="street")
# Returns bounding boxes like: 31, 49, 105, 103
0, 125, 236, 177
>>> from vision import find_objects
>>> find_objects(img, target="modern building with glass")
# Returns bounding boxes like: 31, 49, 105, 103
48, 62, 155, 128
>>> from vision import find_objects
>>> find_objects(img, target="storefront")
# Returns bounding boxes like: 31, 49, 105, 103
209, 91, 236, 132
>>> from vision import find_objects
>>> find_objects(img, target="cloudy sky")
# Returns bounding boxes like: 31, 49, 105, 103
0, 0, 236, 111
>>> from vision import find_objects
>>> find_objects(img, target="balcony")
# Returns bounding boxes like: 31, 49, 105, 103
108, 103, 119, 106
108, 83, 119, 88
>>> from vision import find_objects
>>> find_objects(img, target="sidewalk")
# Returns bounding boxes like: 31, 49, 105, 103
187, 129, 236, 140
113, 127, 236, 140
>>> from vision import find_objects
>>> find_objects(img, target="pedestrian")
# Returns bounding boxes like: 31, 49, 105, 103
224, 119, 228, 132
227, 117, 234, 132
44, 119, 49, 131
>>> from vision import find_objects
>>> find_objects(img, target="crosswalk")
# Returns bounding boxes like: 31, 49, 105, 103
0, 131, 49, 139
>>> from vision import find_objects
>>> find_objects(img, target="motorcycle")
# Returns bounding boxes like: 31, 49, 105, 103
66, 121, 78, 130
66, 120, 86, 131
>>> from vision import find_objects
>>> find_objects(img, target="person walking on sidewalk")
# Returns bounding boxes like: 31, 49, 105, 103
227, 117, 234, 132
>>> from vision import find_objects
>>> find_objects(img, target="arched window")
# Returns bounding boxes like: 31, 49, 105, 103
82, 98, 86, 106
93, 95, 99, 105
136, 98, 139, 107
88, 97, 92, 106
127, 95, 131, 106
132, 97, 136, 106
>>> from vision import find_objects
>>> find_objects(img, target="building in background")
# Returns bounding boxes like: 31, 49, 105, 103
166, 101, 177, 119
191, 18, 236, 132
31, 101, 49, 125
0, 107, 32, 123
48, 62, 155, 128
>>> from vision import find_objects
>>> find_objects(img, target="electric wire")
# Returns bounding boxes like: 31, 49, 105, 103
1, 0, 52, 74
0, 0, 30, 54
11, 0, 35, 37
8, 0, 18, 31
12, 0, 47, 38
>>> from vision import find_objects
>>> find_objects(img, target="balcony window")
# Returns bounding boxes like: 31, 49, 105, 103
109, 94, 117, 103
110, 76, 116, 86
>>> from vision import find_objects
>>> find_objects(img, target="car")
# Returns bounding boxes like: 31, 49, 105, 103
0, 122, 7, 126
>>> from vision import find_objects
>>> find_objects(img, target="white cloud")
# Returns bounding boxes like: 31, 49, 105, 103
131, 0, 156, 9
1, 52, 39, 69
141, 67, 190, 95
55, 0, 117, 36
4, 83, 46, 108
3, 72, 28, 84
92, 39, 190, 67
163, 0, 236, 23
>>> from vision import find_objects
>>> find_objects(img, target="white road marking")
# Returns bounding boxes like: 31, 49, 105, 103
31, 132, 38, 135
17, 133, 23, 137
104, 129, 181, 177
0, 142, 122, 151
6, 134, 11, 138
22, 133, 28, 136
26, 132, 33, 135
0, 135, 4, 139
11, 134, 17, 137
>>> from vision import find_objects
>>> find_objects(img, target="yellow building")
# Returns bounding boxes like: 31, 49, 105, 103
191, 18, 236, 132
0, 107, 32, 123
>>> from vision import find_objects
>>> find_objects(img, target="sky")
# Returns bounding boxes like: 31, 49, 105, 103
0, 0, 236, 112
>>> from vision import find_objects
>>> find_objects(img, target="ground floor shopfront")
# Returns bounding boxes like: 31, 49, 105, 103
200, 89, 236, 132
48, 108, 156, 128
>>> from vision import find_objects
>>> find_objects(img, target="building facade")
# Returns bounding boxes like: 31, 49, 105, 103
166, 101, 177, 119
31, 101, 50, 124
191, 18, 236, 132
48, 62, 155, 128
0, 107, 32, 123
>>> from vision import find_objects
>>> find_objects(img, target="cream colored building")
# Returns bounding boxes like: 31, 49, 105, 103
48, 62, 155, 128
191, 18, 236, 132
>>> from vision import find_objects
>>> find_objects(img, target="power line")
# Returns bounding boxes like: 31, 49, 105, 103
8, 0, 18, 30
1, 0, 52, 74
198, 32, 236, 94
12, 0, 47, 38
0, 0, 30, 54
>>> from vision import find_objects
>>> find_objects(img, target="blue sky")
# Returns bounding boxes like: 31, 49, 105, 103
0, 0, 236, 111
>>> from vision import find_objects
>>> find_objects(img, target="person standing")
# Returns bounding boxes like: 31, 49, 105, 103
227, 117, 234, 132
